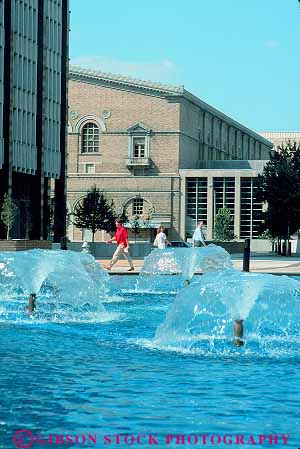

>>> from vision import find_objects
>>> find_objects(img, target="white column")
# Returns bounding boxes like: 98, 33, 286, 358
207, 175, 214, 239
180, 174, 186, 240
234, 176, 241, 238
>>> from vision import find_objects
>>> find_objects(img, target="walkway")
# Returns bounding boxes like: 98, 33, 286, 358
97, 253, 300, 276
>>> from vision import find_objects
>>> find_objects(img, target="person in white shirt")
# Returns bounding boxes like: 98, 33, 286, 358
153, 226, 172, 249
192, 221, 206, 247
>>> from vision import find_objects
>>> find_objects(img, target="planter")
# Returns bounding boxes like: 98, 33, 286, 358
206, 241, 245, 254
0, 240, 52, 252
52, 241, 153, 258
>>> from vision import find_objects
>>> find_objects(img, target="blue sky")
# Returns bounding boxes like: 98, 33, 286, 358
70, 0, 300, 131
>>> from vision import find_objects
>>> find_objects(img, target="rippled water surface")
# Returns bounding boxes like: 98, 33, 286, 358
0, 275, 299, 449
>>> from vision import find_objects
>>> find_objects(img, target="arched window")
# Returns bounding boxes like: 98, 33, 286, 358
123, 197, 155, 220
81, 123, 99, 153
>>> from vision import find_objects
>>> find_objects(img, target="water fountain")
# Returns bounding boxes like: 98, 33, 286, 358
0, 249, 110, 321
2, 245, 300, 354
126, 244, 233, 295
153, 268, 300, 355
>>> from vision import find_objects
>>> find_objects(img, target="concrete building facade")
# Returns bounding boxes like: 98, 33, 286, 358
67, 67, 273, 242
258, 132, 300, 150
181, 160, 267, 240
0, 0, 69, 240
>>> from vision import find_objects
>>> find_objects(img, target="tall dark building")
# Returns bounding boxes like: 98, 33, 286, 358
0, 0, 68, 241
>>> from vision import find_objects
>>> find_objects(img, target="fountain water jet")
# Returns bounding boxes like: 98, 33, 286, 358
133, 244, 232, 294
153, 269, 300, 355
0, 249, 109, 321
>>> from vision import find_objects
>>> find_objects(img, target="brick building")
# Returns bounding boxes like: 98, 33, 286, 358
67, 66, 273, 242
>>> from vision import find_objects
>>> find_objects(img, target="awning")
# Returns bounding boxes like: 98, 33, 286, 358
125, 219, 171, 229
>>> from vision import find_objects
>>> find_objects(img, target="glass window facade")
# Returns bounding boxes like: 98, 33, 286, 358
186, 178, 208, 237
186, 176, 264, 240
240, 177, 263, 238
213, 177, 235, 237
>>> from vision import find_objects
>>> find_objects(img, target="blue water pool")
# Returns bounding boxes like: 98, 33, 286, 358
0, 272, 299, 449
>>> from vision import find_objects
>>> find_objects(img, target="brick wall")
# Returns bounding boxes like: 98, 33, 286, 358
68, 80, 181, 174
66, 79, 184, 242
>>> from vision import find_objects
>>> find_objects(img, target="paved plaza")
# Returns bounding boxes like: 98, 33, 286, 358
97, 253, 300, 276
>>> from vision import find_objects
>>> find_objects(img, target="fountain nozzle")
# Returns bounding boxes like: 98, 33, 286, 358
28, 293, 36, 316
233, 319, 244, 346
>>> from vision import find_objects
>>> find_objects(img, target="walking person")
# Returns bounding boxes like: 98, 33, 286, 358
192, 221, 206, 247
153, 226, 172, 249
105, 218, 134, 271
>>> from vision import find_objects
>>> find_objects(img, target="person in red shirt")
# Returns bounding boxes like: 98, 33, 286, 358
105, 218, 134, 271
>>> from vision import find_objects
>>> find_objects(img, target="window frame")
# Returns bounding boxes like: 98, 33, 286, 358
81, 122, 100, 153
127, 124, 151, 159
129, 134, 150, 159
84, 163, 96, 174
132, 198, 144, 216
133, 137, 146, 158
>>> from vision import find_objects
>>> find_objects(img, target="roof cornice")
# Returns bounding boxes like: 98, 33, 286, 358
69, 65, 184, 96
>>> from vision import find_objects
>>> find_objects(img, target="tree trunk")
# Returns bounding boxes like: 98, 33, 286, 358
6, 226, 9, 240
92, 232, 95, 243
277, 237, 281, 255
282, 239, 287, 256
286, 224, 291, 256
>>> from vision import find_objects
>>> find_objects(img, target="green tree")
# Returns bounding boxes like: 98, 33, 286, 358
0, 194, 18, 240
214, 208, 235, 241
73, 186, 116, 242
257, 142, 300, 251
